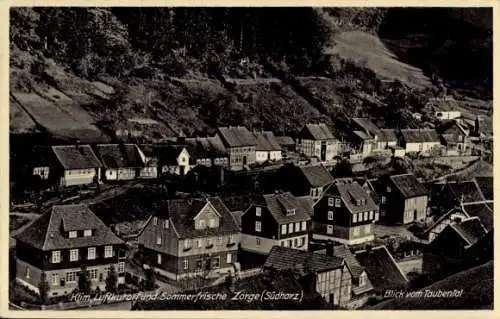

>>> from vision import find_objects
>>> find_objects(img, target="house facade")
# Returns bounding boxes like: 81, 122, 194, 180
240, 192, 312, 255
312, 179, 379, 245
398, 129, 441, 154
419, 207, 469, 243
264, 246, 353, 307
95, 144, 146, 181
296, 124, 339, 163
141, 144, 191, 177
277, 164, 335, 202
252, 131, 282, 163
377, 174, 429, 224
439, 121, 472, 156
185, 137, 229, 168
14, 205, 126, 297
217, 126, 257, 170
51, 145, 103, 187
137, 197, 241, 281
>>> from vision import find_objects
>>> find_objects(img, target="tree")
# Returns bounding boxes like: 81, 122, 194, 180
143, 267, 156, 291
78, 266, 91, 294
105, 265, 118, 293
38, 272, 49, 305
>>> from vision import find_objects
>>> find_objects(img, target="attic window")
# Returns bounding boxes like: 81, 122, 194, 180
153, 217, 158, 226
164, 220, 169, 229
69, 231, 77, 238
286, 209, 296, 216
335, 198, 341, 207
256, 207, 262, 216
83, 229, 92, 237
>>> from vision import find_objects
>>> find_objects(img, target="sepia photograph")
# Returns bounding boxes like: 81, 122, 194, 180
6, 5, 494, 312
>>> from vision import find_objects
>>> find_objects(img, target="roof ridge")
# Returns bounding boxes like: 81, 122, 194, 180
41, 208, 55, 250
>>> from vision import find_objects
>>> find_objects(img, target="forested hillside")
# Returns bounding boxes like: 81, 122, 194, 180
9, 7, 492, 143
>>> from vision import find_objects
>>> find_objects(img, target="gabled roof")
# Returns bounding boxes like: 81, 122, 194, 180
330, 245, 364, 280
389, 174, 428, 198
217, 126, 256, 147
447, 180, 487, 204
325, 179, 378, 214
265, 246, 344, 274
377, 129, 398, 142
252, 131, 281, 151
276, 136, 295, 146
463, 203, 493, 232
439, 120, 470, 136
150, 197, 240, 239
299, 165, 335, 188
95, 144, 145, 168
14, 204, 124, 250
450, 217, 487, 246
421, 207, 467, 236
353, 130, 373, 141
351, 118, 380, 136
400, 129, 440, 143
185, 136, 228, 158
51, 145, 102, 170
355, 246, 408, 290
257, 192, 312, 224
139, 144, 187, 166
299, 124, 336, 140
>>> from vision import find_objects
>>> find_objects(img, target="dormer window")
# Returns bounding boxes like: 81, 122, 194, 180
256, 207, 262, 216
84, 229, 92, 237
156, 235, 162, 245
360, 272, 367, 286
286, 209, 295, 216
69, 231, 77, 238
328, 198, 334, 207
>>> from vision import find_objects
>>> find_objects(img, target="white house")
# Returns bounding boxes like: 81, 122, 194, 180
252, 131, 282, 163
296, 123, 340, 163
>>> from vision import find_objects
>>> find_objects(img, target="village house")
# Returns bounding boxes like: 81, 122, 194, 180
349, 118, 398, 156
438, 120, 473, 156
422, 217, 488, 280
240, 192, 312, 255
14, 204, 126, 297
50, 145, 103, 187
398, 129, 441, 155
429, 179, 491, 216
375, 174, 429, 225
137, 197, 241, 281
312, 179, 379, 245
427, 96, 462, 121
217, 126, 257, 170
252, 131, 282, 163
140, 144, 191, 177
276, 163, 335, 202
296, 124, 340, 163
275, 136, 296, 152
95, 144, 146, 181
319, 244, 374, 309
264, 246, 353, 307
185, 137, 229, 168
354, 246, 409, 293
418, 207, 470, 243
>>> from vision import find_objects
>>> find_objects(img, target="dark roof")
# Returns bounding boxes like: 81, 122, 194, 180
427, 96, 459, 112
185, 137, 228, 158
230, 211, 244, 230
265, 246, 344, 274
139, 144, 187, 166
377, 129, 398, 142
217, 126, 256, 147
51, 145, 102, 170
355, 246, 408, 290
450, 217, 487, 246
14, 204, 124, 250
400, 129, 440, 143
474, 177, 493, 201
152, 197, 240, 239
330, 245, 364, 280
439, 120, 469, 136
389, 174, 428, 198
447, 180, 487, 203
463, 203, 493, 231
253, 131, 281, 151
441, 134, 462, 145
96, 144, 145, 168
353, 130, 373, 141
276, 136, 295, 146
421, 207, 467, 236
299, 165, 335, 188
258, 192, 312, 224
351, 118, 380, 136
299, 124, 336, 140
325, 179, 378, 214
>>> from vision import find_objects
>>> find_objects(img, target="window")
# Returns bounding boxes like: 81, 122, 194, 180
256, 238, 261, 246
184, 239, 192, 249
327, 225, 333, 234
256, 207, 262, 216
364, 211, 368, 220
89, 268, 98, 280
153, 217, 158, 226
51, 273, 59, 286
298, 237, 304, 247
51, 251, 61, 263
255, 221, 262, 232
208, 219, 216, 228
87, 247, 96, 260
226, 253, 232, 264
294, 238, 298, 247
66, 271, 77, 283
213, 257, 220, 268
84, 229, 92, 237
199, 219, 206, 229
164, 220, 169, 229
301, 221, 307, 231
105, 246, 113, 258
353, 227, 360, 236
69, 231, 77, 238
288, 240, 292, 247
70, 249, 79, 262
157, 254, 162, 264
335, 199, 341, 207
197, 239, 202, 248
358, 213, 363, 222
328, 198, 334, 207
288, 223, 293, 233
156, 235, 162, 245
381, 196, 386, 204
375, 212, 380, 221
25, 267, 30, 279
196, 259, 203, 270
353, 214, 357, 223
328, 211, 334, 221
183, 260, 189, 270
359, 273, 367, 286
207, 238, 213, 247
369, 211, 374, 220
118, 262, 125, 273
281, 225, 287, 235
286, 209, 295, 216
295, 222, 300, 232
283, 240, 288, 247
